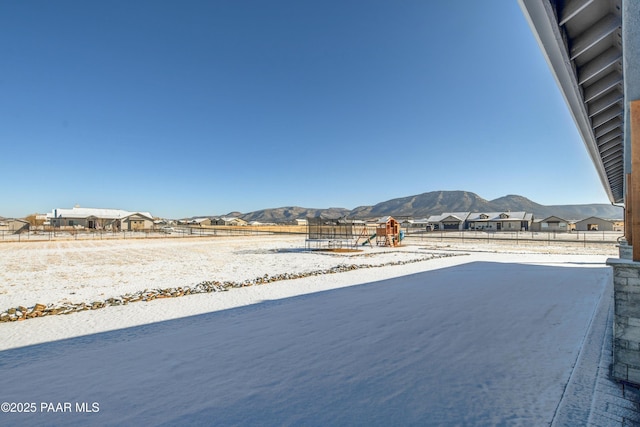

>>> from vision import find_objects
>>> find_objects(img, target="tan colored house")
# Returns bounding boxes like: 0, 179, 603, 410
531, 216, 569, 232
121, 213, 155, 231
574, 216, 614, 232
212, 217, 248, 226
190, 218, 212, 227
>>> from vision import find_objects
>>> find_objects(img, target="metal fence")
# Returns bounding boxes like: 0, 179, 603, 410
1, 222, 325, 242
403, 229, 622, 246
0, 225, 624, 247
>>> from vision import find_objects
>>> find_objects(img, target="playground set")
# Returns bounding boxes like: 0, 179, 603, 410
305, 216, 404, 250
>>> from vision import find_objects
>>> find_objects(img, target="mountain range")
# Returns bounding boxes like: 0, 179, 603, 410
219, 191, 624, 223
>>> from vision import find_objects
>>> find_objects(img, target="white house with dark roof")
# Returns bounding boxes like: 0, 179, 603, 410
47, 207, 155, 231
467, 212, 533, 232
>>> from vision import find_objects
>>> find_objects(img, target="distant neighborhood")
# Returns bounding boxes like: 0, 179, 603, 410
0, 204, 624, 235
0, 206, 254, 234
416, 211, 623, 232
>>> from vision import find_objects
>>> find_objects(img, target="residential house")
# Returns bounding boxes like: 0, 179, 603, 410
190, 218, 212, 227
466, 212, 533, 231
402, 218, 430, 228
530, 216, 569, 232
426, 212, 471, 231
0, 218, 30, 234
212, 217, 248, 226
121, 212, 155, 231
47, 207, 155, 231
575, 216, 615, 232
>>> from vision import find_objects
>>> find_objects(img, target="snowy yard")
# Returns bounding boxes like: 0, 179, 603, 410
0, 235, 617, 425
0, 235, 457, 311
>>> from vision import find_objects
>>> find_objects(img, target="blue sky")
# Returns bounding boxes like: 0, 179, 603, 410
1, 0, 612, 218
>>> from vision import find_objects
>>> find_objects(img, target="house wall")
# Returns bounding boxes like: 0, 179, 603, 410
123, 216, 154, 231
468, 220, 528, 231
469, 221, 499, 230
540, 221, 568, 232
468, 221, 490, 230
497, 221, 523, 231
86, 217, 112, 229
0, 220, 29, 233
607, 258, 640, 385
51, 217, 88, 228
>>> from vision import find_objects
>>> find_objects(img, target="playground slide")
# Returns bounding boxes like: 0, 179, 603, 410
363, 234, 377, 245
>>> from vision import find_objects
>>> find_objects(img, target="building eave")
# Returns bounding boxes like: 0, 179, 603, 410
519, 0, 624, 204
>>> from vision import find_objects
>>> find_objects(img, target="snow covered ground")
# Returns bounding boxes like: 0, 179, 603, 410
0, 235, 618, 425
0, 235, 452, 310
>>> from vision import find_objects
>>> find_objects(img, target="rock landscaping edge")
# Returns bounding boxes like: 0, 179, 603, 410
0, 252, 465, 323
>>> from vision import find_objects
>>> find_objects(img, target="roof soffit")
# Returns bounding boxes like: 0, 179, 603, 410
519, 0, 624, 203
